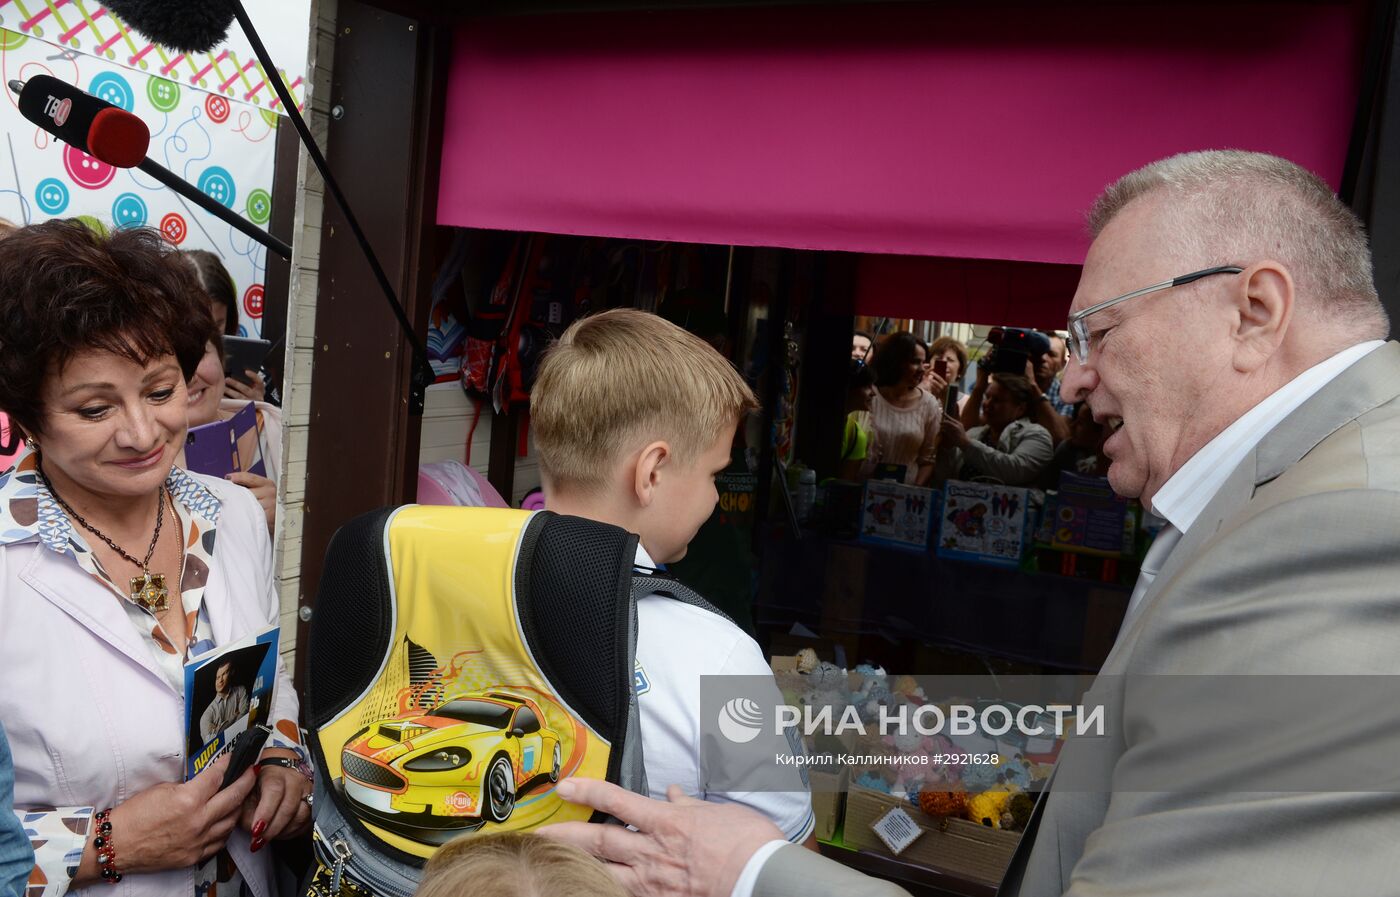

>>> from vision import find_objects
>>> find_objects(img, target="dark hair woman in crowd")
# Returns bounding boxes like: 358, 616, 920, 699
182, 248, 267, 403
0, 222, 308, 897
869, 331, 942, 486
180, 252, 283, 534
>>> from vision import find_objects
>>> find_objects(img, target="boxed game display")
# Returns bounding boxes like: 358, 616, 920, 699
936, 480, 1031, 567
859, 480, 936, 550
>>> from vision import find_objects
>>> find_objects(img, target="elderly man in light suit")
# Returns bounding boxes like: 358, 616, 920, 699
1000, 151, 1400, 895
542, 150, 1400, 897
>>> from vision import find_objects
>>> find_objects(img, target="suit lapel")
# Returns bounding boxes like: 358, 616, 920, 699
20, 545, 177, 690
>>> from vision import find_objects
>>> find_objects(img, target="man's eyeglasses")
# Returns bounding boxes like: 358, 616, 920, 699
1066, 265, 1243, 364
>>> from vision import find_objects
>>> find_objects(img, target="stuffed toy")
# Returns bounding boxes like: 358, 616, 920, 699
890, 675, 927, 704
1006, 791, 1036, 830
917, 790, 969, 819
965, 789, 1014, 828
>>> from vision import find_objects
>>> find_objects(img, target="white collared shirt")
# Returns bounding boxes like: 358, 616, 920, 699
632, 545, 815, 845
1150, 340, 1384, 533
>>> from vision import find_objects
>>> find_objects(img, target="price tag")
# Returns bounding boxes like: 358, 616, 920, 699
872, 806, 923, 855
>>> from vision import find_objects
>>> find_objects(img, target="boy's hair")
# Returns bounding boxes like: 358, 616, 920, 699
415, 832, 626, 897
532, 309, 758, 492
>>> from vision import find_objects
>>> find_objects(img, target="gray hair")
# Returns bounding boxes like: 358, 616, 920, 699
1089, 150, 1387, 339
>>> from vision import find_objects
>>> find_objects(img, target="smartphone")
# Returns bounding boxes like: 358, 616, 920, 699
219, 725, 271, 789
222, 336, 273, 385
933, 359, 949, 380
945, 385, 961, 417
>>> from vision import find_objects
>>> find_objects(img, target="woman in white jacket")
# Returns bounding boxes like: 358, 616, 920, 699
0, 222, 308, 897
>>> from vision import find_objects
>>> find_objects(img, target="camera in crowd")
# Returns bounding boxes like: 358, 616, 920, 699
984, 326, 1052, 375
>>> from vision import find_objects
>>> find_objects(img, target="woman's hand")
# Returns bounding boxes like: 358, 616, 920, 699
922, 370, 948, 398
224, 371, 266, 403
82, 755, 256, 882
976, 362, 990, 389
227, 471, 276, 532
240, 750, 312, 850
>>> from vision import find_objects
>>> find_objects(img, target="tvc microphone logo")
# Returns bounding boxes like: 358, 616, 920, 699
43, 95, 72, 127
717, 697, 764, 744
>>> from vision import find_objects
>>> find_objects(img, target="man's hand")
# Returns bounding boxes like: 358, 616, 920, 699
538, 778, 785, 897
939, 414, 970, 450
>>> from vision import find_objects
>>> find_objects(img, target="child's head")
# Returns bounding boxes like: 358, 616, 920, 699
532, 309, 758, 563
415, 831, 626, 897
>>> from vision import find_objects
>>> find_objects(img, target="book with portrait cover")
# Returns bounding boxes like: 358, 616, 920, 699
184, 624, 278, 780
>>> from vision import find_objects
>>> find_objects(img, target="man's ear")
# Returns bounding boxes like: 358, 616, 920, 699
633, 440, 672, 508
1231, 260, 1294, 373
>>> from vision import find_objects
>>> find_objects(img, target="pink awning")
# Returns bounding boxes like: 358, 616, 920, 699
437, 2, 1366, 267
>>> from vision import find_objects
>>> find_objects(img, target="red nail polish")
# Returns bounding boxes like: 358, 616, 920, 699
252, 820, 267, 838
251, 838, 264, 853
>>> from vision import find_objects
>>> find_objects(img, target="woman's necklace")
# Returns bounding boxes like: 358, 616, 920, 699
37, 459, 172, 613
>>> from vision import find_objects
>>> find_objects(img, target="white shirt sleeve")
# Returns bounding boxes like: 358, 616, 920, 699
729, 839, 789, 897
634, 597, 815, 844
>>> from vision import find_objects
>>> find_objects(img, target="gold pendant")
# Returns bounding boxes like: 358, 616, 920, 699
130, 571, 169, 612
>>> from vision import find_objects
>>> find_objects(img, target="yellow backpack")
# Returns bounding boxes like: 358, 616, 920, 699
304, 505, 723, 896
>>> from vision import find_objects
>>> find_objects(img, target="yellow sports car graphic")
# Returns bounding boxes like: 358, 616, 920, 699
341, 690, 563, 836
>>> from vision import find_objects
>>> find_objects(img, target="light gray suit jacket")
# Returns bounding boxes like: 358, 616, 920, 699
1002, 341, 1400, 896
754, 844, 913, 897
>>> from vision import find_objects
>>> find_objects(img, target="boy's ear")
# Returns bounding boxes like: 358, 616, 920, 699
633, 440, 672, 507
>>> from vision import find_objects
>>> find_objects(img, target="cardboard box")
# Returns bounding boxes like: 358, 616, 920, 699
842, 786, 1020, 887
809, 766, 848, 842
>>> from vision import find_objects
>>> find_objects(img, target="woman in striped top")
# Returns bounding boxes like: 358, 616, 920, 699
868, 331, 942, 486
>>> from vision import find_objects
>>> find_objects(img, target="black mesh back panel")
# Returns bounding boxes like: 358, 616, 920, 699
515, 512, 636, 750
306, 506, 397, 728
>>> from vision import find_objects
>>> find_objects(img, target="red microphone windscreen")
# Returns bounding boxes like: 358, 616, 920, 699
88, 107, 150, 169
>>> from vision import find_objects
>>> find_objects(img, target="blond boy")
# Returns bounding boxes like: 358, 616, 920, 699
532, 309, 816, 847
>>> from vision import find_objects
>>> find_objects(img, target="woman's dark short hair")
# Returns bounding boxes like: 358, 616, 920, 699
990, 373, 1041, 417
181, 248, 239, 336
0, 221, 213, 436
871, 331, 923, 387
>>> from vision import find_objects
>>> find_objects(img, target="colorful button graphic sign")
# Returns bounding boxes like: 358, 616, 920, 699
112, 193, 148, 229
0, 27, 279, 337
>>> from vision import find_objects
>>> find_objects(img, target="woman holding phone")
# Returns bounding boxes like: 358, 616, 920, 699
0, 222, 309, 897
921, 336, 970, 415
182, 249, 269, 403
185, 329, 282, 534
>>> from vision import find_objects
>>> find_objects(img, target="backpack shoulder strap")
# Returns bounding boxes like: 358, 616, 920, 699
519, 512, 649, 799
630, 573, 735, 625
